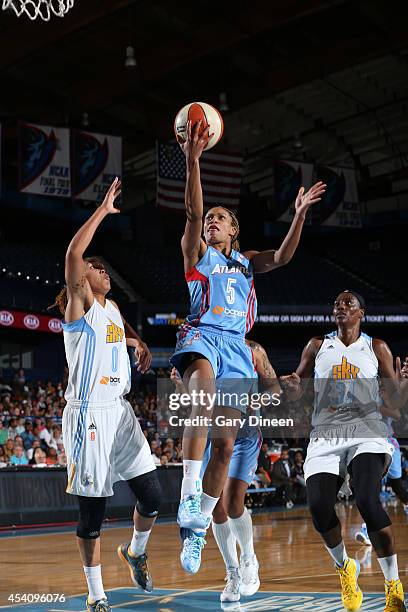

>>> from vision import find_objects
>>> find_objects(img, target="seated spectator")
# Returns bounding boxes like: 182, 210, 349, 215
174, 441, 183, 462
45, 447, 58, 466
0, 419, 8, 446
14, 435, 24, 448
21, 421, 35, 451
152, 446, 162, 466
4, 439, 15, 461
10, 445, 29, 466
16, 416, 26, 435
7, 417, 18, 440
160, 453, 169, 466
0, 446, 7, 468
257, 442, 272, 484
50, 425, 63, 450
57, 451, 67, 467
39, 418, 54, 447
29, 447, 47, 467
271, 447, 295, 509
163, 438, 176, 461
292, 450, 307, 504
26, 439, 41, 461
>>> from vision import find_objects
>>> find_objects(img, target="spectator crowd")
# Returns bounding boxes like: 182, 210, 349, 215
0, 369, 184, 469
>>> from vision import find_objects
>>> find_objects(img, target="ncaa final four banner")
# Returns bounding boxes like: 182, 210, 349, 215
72, 130, 122, 203
18, 122, 71, 197
318, 165, 361, 228
274, 160, 314, 223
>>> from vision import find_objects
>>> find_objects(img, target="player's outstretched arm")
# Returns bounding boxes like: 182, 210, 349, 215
244, 182, 326, 273
65, 178, 121, 322
177, 120, 211, 272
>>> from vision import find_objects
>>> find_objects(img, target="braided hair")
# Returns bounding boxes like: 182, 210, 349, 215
206, 206, 240, 251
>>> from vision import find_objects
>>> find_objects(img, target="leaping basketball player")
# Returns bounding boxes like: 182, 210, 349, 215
56, 179, 161, 612
172, 340, 281, 603
170, 118, 326, 573
281, 290, 406, 612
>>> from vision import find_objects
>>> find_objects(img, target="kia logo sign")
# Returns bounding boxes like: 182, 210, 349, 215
48, 318, 62, 333
0, 311, 14, 326
23, 314, 40, 330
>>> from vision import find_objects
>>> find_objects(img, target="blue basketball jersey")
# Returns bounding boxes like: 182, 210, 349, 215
183, 246, 257, 337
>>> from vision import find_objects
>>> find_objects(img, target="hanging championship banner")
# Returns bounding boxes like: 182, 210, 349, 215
318, 165, 361, 227
274, 160, 314, 223
73, 130, 122, 202
18, 122, 71, 197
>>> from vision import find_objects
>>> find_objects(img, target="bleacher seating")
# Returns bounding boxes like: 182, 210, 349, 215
107, 245, 396, 306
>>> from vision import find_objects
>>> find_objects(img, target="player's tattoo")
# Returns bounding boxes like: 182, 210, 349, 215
262, 352, 277, 379
68, 275, 87, 293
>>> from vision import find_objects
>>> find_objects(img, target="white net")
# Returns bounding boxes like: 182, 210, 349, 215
2, 0, 74, 20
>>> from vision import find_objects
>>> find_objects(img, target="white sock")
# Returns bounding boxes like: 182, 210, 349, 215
212, 520, 239, 570
129, 528, 151, 558
201, 492, 219, 519
181, 460, 202, 498
378, 554, 399, 581
83, 565, 105, 603
325, 541, 347, 567
229, 508, 255, 561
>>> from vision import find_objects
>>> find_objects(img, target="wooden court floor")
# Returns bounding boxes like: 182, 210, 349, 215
0, 503, 407, 608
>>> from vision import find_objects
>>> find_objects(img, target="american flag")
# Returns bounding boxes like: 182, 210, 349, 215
156, 142, 243, 210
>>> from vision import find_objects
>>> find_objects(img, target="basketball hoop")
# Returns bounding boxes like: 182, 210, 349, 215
2, 0, 74, 21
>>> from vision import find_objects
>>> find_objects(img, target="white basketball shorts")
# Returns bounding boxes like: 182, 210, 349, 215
63, 396, 155, 497
304, 430, 394, 481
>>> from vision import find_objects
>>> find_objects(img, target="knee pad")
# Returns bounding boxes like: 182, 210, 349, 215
128, 470, 161, 518
76, 496, 106, 539
354, 487, 391, 532
306, 474, 341, 534
350, 453, 391, 532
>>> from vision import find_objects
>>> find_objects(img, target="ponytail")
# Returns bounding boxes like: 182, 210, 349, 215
48, 287, 68, 315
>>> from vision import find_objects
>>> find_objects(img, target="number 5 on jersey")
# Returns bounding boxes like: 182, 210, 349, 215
226, 278, 236, 304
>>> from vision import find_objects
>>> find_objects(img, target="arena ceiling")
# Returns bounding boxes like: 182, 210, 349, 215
1, 0, 408, 200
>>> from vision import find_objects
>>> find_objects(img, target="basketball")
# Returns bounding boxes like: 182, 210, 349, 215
174, 102, 224, 150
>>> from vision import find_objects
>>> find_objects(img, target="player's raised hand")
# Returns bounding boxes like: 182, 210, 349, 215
100, 177, 122, 214
177, 120, 213, 162
295, 181, 326, 217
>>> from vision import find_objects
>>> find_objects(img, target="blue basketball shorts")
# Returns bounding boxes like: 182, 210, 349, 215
200, 431, 262, 485
170, 325, 256, 414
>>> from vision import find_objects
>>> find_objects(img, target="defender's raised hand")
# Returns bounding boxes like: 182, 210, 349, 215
295, 181, 326, 217
101, 177, 122, 214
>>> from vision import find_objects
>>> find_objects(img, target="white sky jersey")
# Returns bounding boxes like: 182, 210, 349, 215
62, 299, 131, 402
313, 331, 382, 427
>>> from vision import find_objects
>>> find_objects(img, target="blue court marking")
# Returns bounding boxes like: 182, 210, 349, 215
0, 588, 387, 611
